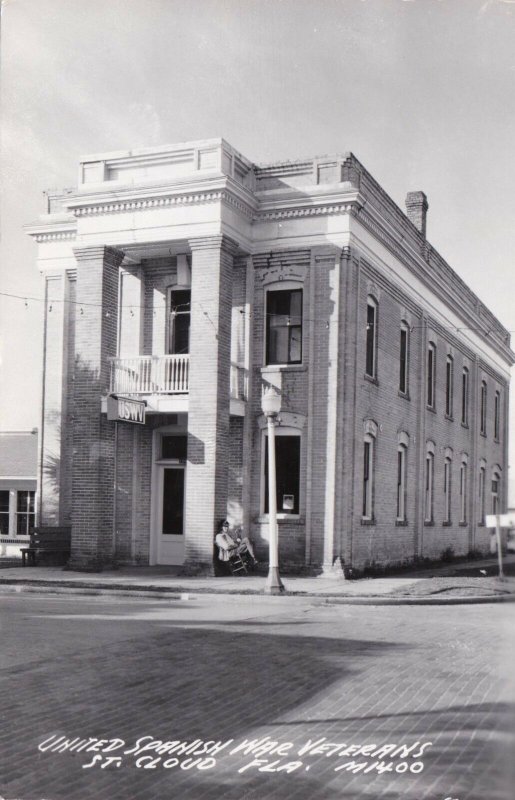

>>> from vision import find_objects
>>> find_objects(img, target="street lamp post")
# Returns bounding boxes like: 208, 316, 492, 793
261, 387, 285, 595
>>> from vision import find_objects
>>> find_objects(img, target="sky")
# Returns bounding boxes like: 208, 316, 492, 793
1, 0, 515, 496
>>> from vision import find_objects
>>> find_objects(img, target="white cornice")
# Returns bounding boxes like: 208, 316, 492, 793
25, 221, 77, 243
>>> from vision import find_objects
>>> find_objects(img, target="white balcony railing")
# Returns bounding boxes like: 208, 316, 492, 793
110, 355, 189, 395
109, 355, 247, 400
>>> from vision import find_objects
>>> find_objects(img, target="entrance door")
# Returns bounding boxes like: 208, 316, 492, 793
157, 466, 185, 564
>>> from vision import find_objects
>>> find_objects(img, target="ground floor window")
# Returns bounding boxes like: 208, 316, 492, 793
0, 491, 9, 535
16, 491, 35, 536
263, 432, 301, 515
425, 450, 434, 522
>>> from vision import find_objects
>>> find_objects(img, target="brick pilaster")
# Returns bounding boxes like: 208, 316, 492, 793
68, 245, 124, 571
183, 235, 237, 573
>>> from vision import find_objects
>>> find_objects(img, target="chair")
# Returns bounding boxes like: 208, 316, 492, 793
227, 552, 248, 576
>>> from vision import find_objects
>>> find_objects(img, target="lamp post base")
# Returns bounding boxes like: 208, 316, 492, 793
264, 567, 286, 595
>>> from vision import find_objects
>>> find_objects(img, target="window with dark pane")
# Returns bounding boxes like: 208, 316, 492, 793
168, 289, 191, 354
161, 435, 188, 461
266, 289, 302, 365
0, 491, 9, 536
264, 435, 300, 514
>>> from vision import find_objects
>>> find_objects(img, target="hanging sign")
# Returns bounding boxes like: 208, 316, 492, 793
107, 395, 146, 425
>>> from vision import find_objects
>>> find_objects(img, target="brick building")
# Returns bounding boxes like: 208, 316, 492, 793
26, 139, 513, 574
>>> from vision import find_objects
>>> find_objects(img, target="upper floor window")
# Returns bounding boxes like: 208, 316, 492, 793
480, 380, 487, 436
445, 356, 454, 417
494, 390, 501, 441
365, 298, 378, 379
427, 342, 436, 409
399, 323, 409, 395
266, 288, 303, 365
168, 289, 191, 354
461, 367, 469, 426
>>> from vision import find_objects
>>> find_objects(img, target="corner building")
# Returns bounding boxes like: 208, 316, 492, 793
27, 139, 514, 574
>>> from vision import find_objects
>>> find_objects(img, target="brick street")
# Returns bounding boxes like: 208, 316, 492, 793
1, 593, 514, 800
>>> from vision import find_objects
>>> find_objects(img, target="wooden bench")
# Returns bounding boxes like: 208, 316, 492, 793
21, 527, 71, 567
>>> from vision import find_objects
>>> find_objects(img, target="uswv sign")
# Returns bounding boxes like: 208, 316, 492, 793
107, 395, 146, 425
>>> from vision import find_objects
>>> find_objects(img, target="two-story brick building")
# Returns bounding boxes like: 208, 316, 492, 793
26, 138, 513, 574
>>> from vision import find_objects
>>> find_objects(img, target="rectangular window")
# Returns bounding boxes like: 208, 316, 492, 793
444, 459, 452, 523
427, 344, 436, 408
0, 490, 10, 536
399, 325, 409, 394
396, 446, 406, 520
365, 301, 377, 378
266, 289, 302, 365
491, 478, 499, 515
460, 464, 467, 523
494, 391, 500, 441
480, 381, 487, 436
461, 368, 469, 425
16, 491, 35, 537
425, 453, 434, 522
445, 357, 453, 417
264, 434, 301, 514
161, 435, 188, 461
362, 437, 374, 519
168, 289, 191, 354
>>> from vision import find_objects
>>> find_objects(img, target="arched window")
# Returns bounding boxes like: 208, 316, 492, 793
443, 449, 453, 524
425, 441, 435, 523
427, 342, 436, 409
445, 355, 454, 418
365, 297, 378, 379
396, 436, 408, 521
460, 454, 468, 524
461, 367, 469, 426
480, 380, 487, 436
494, 390, 501, 441
399, 322, 410, 395
491, 467, 502, 515
362, 420, 378, 520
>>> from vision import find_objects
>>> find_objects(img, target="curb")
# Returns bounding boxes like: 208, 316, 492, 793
1, 579, 515, 605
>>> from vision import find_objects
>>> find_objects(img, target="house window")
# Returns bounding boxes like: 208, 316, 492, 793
0, 491, 9, 536
263, 433, 301, 514
461, 367, 469, 426
266, 288, 303, 365
396, 444, 407, 521
445, 356, 453, 417
399, 323, 409, 395
168, 289, 191, 354
491, 476, 500, 515
460, 461, 467, 524
480, 380, 487, 436
425, 450, 434, 522
427, 342, 436, 408
494, 391, 500, 441
365, 298, 378, 378
479, 466, 486, 524
16, 491, 35, 536
362, 433, 376, 519
444, 457, 452, 523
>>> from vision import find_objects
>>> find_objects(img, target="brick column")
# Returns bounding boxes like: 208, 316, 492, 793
69, 245, 124, 571
183, 235, 237, 573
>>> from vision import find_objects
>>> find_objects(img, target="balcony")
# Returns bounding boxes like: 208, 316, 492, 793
108, 355, 246, 414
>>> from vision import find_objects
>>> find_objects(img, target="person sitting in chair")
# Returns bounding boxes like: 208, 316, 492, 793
215, 520, 258, 566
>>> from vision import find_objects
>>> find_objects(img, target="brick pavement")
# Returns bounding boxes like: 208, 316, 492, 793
1, 594, 514, 800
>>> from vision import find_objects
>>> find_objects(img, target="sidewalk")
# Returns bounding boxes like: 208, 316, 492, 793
1, 554, 515, 604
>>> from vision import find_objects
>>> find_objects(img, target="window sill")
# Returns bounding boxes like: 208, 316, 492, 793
442, 521, 452, 527
398, 391, 410, 401
459, 521, 468, 527
461, 422, 469, 430
494, 437, 500, 444
360, 518, 376, 526
364, 374, 379, 386
395, 519, 409, 526
424, 521, 434, 526
257, 514, 304, 524
261, 364, 306, 374
480, 432, 487, 439
426, 405, 436, 414
478, 522, 485, 528
445, 414, 454, 422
